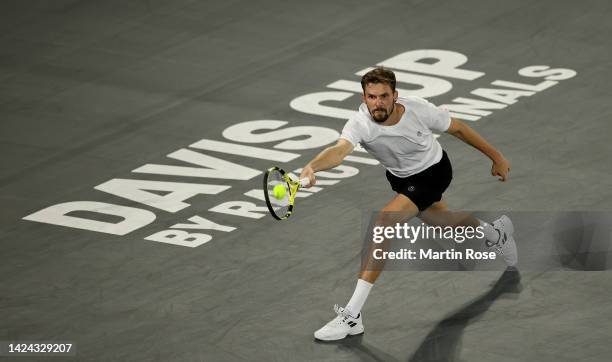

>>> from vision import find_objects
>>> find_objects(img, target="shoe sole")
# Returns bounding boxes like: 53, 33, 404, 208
498, 215, 517, 266
314, 326, 365, 341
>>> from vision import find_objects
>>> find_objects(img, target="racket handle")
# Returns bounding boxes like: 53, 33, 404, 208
299, 178, 311, 187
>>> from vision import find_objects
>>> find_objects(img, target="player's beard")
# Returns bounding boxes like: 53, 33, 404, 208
370, 103, 394, 123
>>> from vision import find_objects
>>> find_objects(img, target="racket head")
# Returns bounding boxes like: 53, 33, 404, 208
263, 167, 299, 220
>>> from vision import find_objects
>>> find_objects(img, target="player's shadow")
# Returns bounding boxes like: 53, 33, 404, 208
313, 268, 521, 362
408, 267, 522, 362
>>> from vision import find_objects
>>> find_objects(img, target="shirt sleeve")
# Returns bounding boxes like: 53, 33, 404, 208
424, 100, 451, 133
339, 117, 363, 146
411, 97, 451, 133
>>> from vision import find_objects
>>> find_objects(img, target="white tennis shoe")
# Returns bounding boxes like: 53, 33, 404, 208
486, 215, 518, 266
314, 304, 364, 341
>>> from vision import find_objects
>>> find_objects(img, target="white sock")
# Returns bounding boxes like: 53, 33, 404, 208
345, 279, 373, 317
479, 219, 499, 242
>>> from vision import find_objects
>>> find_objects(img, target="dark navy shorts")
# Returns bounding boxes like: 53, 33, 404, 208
385, 150, 453, 211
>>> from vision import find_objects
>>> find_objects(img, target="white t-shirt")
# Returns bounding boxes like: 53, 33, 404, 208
340, 96, 451, 177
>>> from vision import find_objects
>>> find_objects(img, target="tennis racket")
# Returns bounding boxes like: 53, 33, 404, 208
263, 167, 310, 220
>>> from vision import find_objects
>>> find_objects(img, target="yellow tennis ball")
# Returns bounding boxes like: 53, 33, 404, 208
273, 184, 286, 199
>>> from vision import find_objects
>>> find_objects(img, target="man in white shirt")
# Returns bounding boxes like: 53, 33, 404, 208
299, 67, 517, 341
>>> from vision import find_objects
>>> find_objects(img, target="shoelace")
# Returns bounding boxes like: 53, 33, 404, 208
329, 304, 352, 326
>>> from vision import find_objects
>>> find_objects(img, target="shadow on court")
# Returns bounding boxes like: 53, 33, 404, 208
408, 267, 522, 362
312, 268, 521, 361
314, 334, 400, 362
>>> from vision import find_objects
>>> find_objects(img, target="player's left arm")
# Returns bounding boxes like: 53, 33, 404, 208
446, 118, 510, 181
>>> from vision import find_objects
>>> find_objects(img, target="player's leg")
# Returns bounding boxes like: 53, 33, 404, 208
419, 199, 518, 265
418, 199, 479, 227
360, 193, 419, 284
314, 193, 418, 341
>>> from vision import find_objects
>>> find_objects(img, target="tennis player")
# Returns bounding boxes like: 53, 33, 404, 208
299, 67, 518, 341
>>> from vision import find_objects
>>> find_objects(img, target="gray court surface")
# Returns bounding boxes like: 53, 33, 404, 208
2, 0, 612, 361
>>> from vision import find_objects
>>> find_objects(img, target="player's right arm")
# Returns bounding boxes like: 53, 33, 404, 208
299, 138, 354, 187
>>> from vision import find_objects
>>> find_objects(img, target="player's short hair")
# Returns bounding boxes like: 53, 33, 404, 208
361, 67, 396, 92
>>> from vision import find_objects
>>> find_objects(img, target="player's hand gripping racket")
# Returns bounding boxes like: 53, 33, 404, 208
263, 167, 310, 220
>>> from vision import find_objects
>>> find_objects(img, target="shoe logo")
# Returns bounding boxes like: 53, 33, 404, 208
486, 240, 503, 254
348, 321, 357, 327
501, 232, 507, 245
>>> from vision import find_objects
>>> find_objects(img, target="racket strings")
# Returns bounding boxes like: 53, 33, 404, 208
266, 170, 291, 217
